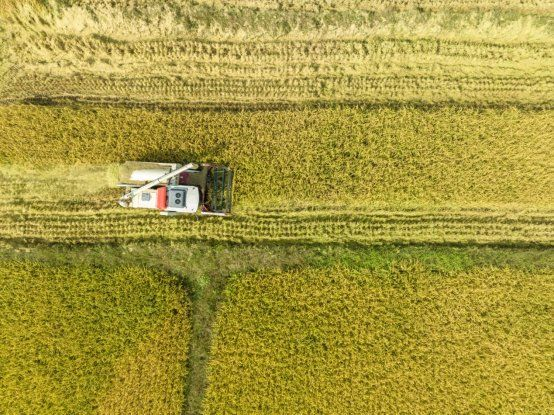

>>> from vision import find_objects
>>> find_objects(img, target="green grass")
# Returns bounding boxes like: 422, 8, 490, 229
205, 264, 554, 414
3, 241, 552, 273
0, 261, 190, 415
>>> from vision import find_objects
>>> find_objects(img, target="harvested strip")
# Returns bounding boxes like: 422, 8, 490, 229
4, 73, 553, 106
4, 3, 552, 44
2, 3, 553, 105
1, 206, 552, 245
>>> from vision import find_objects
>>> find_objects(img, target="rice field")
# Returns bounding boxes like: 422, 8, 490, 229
0, 261, 190, 415
0, 0, 552, 412
204, 265, 554, 414
1, 0, 552, 106
0, 105, 551, 245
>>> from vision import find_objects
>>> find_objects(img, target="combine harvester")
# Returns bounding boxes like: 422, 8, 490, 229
117, 161, 233, 216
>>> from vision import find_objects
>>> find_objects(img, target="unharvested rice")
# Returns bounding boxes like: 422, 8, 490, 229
204, 265, 554, 414
0, 261, 190, 415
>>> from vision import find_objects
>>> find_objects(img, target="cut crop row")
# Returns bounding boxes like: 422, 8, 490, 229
1, 206, 552, 245
4, 72, 552, 106
2, 2, 552, 105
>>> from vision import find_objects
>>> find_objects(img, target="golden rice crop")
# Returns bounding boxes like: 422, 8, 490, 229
1, 1, 552, 105
1, 105, 552, 208
0, 261, 190, 415
204, 265, 554, 414
97, 316, 189, 415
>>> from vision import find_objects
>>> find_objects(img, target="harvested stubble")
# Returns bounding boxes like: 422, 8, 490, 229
0, 261, 190, 415
195, 0, 554, 13
1, 1, 552, 105
2, 202, 554, 245
1, 167, 551, 245
204, 265, 554, 414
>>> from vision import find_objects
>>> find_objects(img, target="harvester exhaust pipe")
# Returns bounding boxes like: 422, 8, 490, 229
118, 163, 198, 206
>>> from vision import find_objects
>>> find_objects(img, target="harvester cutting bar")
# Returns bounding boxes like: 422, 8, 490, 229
210, 167, 233, 213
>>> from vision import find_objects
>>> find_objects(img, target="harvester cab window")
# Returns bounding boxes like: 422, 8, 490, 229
168, 187, 188, 209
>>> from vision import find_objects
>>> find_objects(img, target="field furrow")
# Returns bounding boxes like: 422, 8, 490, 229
4, 73, 553, 106
195, 0, 554, 13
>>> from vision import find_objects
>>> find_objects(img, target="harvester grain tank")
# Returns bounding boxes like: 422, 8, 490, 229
117, 161, 233, 216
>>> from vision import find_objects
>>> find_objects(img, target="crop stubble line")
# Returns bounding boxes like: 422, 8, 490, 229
14, 36, 553, 63
3, 12, 552, 105
4, 74, 552, 105
1, 208, 552, 244
17, 62, 551, 83
5, 207, 553, 223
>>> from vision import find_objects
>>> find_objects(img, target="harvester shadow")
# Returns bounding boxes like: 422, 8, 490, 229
16, 95, 553, 112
